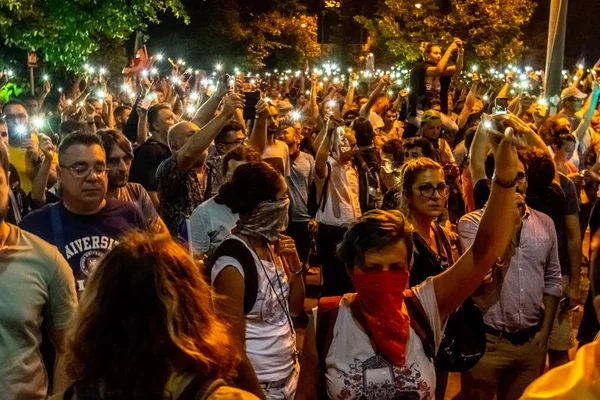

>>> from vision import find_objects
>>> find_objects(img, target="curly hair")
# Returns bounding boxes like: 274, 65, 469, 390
65, 232, 239, 399
217, 161, 286, 215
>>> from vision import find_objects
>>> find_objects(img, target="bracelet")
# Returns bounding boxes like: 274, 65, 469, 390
492, 172, 518, 188
291, 263, 305, 276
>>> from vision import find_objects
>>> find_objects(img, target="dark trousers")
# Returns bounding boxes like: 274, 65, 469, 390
317, 223, 354, 297
286, 220, 311, 265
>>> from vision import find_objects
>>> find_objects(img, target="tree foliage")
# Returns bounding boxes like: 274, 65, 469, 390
356, 0, 536, 65
0, 0, 188, 69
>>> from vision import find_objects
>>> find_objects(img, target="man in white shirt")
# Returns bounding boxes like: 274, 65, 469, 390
189, 145, 262, 257
359, 75, 390, 135
314, 122, 361, 296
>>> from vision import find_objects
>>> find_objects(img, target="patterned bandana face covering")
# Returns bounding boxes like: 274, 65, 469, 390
237, 198, 290, 244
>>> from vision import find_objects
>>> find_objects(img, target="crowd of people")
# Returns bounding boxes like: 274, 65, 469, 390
3, 37, 600, 400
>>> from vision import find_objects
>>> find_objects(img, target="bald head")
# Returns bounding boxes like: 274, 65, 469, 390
167, 121, 199, 152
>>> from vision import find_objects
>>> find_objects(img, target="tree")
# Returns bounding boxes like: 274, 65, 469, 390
147, 0, 319, 70
356, 0, 536, 66
0, 0, 188, 70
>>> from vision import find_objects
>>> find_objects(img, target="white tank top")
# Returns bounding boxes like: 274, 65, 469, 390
314, 278, 444, 399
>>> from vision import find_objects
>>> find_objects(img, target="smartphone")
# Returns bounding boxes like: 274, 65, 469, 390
494, 98, 508, 115
243, 91, 261, 120
559, 296, 570, 310
141, 92, 156, 110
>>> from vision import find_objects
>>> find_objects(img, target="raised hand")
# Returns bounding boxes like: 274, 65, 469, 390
221, 93, 245, 118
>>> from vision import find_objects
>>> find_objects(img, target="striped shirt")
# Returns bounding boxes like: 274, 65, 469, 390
458, 207, 562, 332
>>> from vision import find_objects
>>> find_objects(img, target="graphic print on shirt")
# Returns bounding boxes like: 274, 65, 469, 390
63, 235, 118, 291
337, 354, 430, 400
261, 269, 290, 326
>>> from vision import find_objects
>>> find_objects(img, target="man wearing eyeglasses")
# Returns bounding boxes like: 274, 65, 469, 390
204, 120, 247, 199
20, 132, 149, 293
458, 152, 562, 399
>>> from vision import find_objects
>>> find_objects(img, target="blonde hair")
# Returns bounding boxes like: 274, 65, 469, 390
399, 158, 444, 217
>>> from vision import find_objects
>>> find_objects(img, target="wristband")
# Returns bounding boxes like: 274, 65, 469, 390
492, 172, 518, 188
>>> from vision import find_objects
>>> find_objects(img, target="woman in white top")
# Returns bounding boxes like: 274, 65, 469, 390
296, 127, 522, 399
211, 162, 305, 400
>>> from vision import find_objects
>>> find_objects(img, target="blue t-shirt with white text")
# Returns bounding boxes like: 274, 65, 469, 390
20, 198, 148, 292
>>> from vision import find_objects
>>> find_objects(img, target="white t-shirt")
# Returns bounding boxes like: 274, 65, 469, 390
360, 105, 385, 134
188, 196, 239, 257
211, 235, 296, 383
262, 139, 291, 177
316, 157, 361, 227
313, 278, 444, 400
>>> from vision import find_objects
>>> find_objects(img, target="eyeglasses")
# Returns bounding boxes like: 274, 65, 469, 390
60, 164, 109, 179
412, 183, 450, 199
3, 113, 28, 122
222, 137, 247, 146
515, 172, 527, 183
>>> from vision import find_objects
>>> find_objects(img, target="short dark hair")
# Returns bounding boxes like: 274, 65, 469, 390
337, 209, 414, 269
0, 142, 9, 178
59, 119, 81, 136
554, 132, 576, 148
351, 117, 374, 147
217, 162, 286, 215
403, 137, 439, 162
2, 98, 28, 115
521, 148, 555, 194
58, 132, 105, 161
96, 129, 133, 160
381, 139, 404, 166
114, 105, 132, 118
222, 145, 262, 176
215, 121, 245, 144
147, 103, 171, 132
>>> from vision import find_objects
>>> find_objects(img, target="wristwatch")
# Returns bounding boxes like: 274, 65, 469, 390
492, 172, 518, 188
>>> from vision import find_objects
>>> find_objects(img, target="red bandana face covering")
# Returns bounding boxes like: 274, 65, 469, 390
352, 269, 411, 365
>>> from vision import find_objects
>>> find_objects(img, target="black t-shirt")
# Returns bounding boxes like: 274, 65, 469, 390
19, 198, 148, 292
129, 138, 171, 191
473, 178, 490, 210
526, 182, 569, 275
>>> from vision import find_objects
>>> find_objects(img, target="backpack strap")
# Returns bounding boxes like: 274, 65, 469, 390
210, 239, 259, 315
319, 162, 332, 213
177, 376, 227, 400
404, 290, 435, 360
316, 296, 342, 400
50, 204, 65, 256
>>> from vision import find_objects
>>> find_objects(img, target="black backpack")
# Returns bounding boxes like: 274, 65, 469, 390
208, 238, 259, 315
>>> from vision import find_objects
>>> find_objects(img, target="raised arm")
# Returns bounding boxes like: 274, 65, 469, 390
176, 93, 244, 173
573, 82, 600, 142
457, 83, 478, 129
426, 39, 460, 77
360, 75, 388, 118
137, 107, 149, 145
434, 129, 518, 319
314, 124, 334, 179
443, 46, 464, 76
191, 82, 228, 128
248, 99, 269, 153
30, 135, 55, 208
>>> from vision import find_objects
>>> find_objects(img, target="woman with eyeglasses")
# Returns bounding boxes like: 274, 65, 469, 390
399, 157, 457, 399
210, 161, 305, 400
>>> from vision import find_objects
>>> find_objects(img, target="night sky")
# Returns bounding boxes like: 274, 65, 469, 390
526, 0, 600, 67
